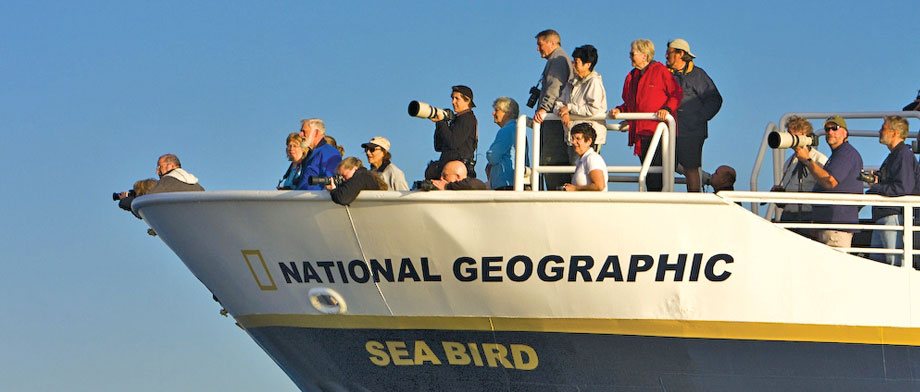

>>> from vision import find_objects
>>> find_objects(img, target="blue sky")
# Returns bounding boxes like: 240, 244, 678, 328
1, 1, 917, 390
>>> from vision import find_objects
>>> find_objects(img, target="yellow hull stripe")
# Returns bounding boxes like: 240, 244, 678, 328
235, 314, 920, 346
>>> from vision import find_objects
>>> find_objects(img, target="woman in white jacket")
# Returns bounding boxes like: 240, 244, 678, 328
554, 44, 608, 159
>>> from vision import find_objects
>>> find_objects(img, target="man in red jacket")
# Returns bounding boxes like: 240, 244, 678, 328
609, 39, 682, 191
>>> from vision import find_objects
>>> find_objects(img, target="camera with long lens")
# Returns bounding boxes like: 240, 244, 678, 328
408, 101, 454, 121
112, 189, 136, 201
858, 169, 877, 183
526, 85, 541, 108
768, 131, 819, 149
308, 175, 345, 187
412, 179, 438, 191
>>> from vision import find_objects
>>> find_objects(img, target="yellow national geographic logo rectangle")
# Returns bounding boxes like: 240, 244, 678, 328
242, 250, 278, 291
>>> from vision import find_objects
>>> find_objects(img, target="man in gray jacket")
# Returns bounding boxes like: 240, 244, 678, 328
532, 29, 573, 190
150, 153, 205, 194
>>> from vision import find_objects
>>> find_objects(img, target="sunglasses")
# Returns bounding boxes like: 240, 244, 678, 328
824, 125, 840, 132
364, 146, 380, 152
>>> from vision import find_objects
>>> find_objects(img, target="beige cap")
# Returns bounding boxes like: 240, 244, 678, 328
361, 136, 391, 152
668, 38, 695, 58
824, 115, 848, 130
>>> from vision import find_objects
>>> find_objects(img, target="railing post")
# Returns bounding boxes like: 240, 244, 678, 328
665, 114, 676, 192
531, 120, 542, 191
514, 115, 527, 192
750, 122, 777, 215
904, 205, 913, 267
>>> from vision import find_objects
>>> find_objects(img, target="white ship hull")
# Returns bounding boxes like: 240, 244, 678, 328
135, 190, 920, 391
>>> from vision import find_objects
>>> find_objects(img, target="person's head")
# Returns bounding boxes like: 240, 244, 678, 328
570, 123, 597, 157
492, 97, 519, 126
879, 115, 909, 146
133, 178, 158, 196
630, 39, 654, 70
299, 118, 326, 149
665, 38, 694, 69
336, 156, 364, 180
535, 29, 561, 58
786, 115, 814, 137
324, 135, 345, 156
710, 165, 736, 191
571, 44, 598, 78
362, 136, 392, 168
823, 115, 849, 149
156, 154, 181, 178
451, 85, 475, 113
441, 160, 468, 183
286, 132, 306, 162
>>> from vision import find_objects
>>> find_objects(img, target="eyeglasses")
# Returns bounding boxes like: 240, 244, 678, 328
364, 146, 380, 152
824, 125, 840, 132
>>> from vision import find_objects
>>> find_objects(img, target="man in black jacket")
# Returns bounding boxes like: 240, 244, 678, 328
666, 38, 723, 192
328, 157, 387, 206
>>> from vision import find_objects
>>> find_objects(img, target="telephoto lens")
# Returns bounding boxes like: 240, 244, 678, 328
768, 131, 818, 149
408, 101, 454, 121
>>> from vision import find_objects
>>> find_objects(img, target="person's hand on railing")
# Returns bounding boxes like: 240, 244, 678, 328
557, 106, 571, 128
655, 109, 669, 121
534, 109, 547, 124
608, 108, 620, 118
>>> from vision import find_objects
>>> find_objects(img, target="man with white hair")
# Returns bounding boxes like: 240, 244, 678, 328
298, 118, 343, 190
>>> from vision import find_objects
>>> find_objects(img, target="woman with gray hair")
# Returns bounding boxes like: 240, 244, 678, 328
486, 97, 530, 189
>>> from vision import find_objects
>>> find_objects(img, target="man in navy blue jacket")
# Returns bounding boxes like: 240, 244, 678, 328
867, 116, 917, 265
667, 38, 722, 192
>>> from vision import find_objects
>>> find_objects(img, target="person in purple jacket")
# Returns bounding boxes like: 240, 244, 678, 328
867, 116, 916, 265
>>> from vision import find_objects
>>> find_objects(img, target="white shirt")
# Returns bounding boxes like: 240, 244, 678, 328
779, 148, 829, 213
572, 148, 608, 190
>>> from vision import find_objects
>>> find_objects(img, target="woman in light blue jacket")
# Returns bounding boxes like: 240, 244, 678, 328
486, 97, 530, 189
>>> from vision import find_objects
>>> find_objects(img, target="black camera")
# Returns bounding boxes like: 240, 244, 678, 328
526, 85, 541, 108
308, 175, 345, 187
112, 189, 136, 201
858, 169, 877, 183
412, 179, 438, 191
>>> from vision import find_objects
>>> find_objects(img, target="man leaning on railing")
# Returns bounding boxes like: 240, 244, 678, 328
865, 116, 916, 266
795, 116, 864, 248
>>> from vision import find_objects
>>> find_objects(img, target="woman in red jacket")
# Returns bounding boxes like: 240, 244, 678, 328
609, 39, 682, 191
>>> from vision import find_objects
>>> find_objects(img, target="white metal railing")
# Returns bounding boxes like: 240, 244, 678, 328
514, 112, 677, 192
750, 111, 920, 215
721, 191, 920, 267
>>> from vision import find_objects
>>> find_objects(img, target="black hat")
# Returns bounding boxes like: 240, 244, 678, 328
451, 85, 475, 108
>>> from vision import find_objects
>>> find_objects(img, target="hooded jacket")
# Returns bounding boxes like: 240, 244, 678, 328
149, 168, 205, 194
